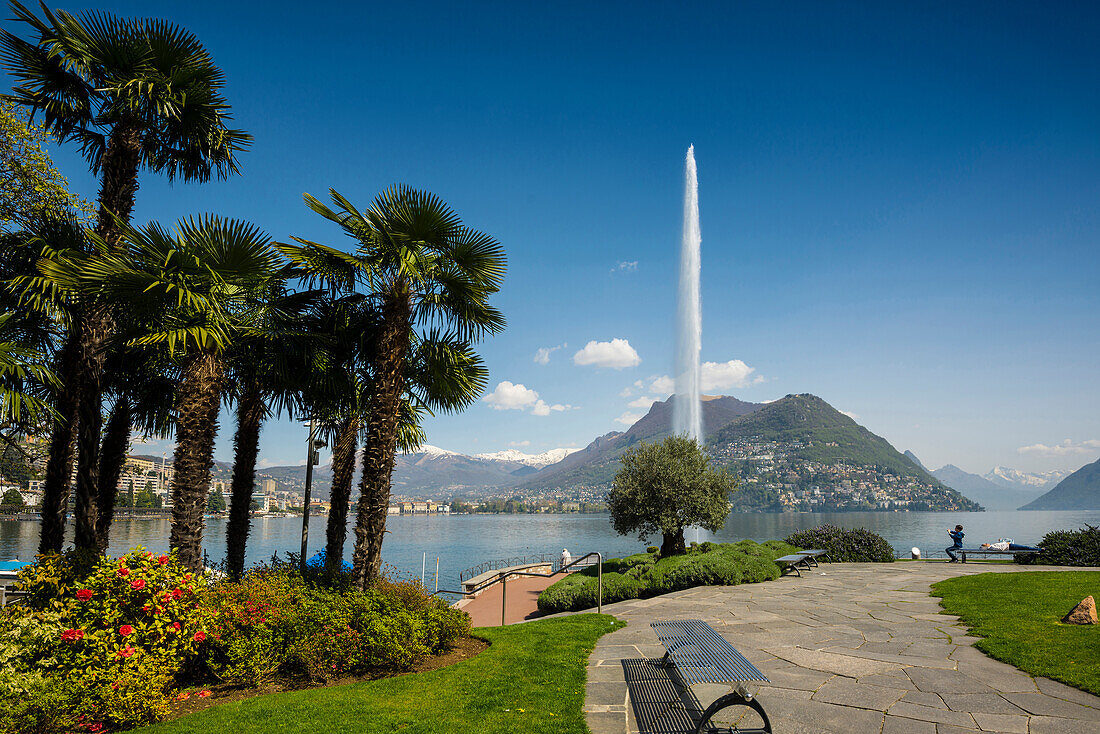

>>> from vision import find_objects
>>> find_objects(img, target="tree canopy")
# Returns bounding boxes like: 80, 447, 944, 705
0, 99, 90, 230
607, 435, 737, 556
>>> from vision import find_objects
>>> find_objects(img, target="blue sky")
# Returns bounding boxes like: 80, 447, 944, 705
10, 1, 1100, 476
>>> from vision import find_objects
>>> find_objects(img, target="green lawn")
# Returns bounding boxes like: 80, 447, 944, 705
931, 571, 1100, 695
136, 614, 624, 734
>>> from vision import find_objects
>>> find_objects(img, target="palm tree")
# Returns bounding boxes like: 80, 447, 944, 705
63, 216, 281, 570
223, 284, 319, 579
0, 230, 57, 435
0, 1, 250, 553
3, 215, 85, 552
287, 187, 505, 587
94, 348, 176, 550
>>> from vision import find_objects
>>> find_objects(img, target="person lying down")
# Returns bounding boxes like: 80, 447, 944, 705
978, 539, 1040, 551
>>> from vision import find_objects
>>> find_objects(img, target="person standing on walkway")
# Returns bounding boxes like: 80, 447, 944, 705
560, 548, 572, 570
946, 524, 965, 562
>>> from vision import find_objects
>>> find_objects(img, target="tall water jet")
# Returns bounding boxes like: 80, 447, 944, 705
674, 145, 703, 442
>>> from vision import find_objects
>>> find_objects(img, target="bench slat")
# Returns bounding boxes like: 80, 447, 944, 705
651, 620, 769, 686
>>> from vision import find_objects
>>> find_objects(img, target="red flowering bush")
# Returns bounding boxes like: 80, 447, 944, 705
1, 548, 211, 732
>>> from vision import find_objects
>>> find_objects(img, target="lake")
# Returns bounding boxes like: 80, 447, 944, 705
3, 510, 1098, 592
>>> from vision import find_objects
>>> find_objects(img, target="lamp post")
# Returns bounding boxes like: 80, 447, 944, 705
300, 418, 316, 572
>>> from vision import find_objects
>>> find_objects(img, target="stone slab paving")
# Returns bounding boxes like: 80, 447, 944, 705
582, 562, 1100, 734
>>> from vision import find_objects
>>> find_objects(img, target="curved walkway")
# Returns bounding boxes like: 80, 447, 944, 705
583, 563, 1100, 734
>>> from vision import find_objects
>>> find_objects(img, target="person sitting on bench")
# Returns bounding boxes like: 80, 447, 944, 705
946, 524, 965, 562
979, 539, 1040, 552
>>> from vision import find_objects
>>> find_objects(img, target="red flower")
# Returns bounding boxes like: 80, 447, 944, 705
198, 690, 211, 698
130, 578, 147, 590
117, 567, 130, 578
157, 555, 169, 566
75, 589, 92, 601
171, 588, 183, 600
171, 621, 182, 632
176, 692, 191, 702
115, 645, 135, 658
142, 604, 152, 614
193, 631, 206, 642
119, 625, 134, 636
61, 628, 84, 642
88, 723, 105, 733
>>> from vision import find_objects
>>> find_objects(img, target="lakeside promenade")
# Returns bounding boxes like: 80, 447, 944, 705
580, 563, 1100, 734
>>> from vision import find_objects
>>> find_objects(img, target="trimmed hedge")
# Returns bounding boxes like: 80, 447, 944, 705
783, 525, 895, 563
1037, 525, 1100, 567
537, 540, 799, 614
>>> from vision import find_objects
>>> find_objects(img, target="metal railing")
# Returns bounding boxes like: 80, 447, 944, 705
436, 551, 603, 626
458, 553, 558, 582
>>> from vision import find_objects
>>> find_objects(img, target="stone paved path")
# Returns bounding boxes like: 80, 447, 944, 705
583, 563, 1100, 734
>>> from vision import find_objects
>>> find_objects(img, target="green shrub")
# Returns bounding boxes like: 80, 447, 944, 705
0, 549, 472, 733
537, 540, 801, 613
783, 525, 896, 563
1037, 525, 1100, 567
203, 568, 468, 685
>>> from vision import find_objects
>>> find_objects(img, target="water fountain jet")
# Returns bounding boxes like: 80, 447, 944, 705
674, 145, 703, 443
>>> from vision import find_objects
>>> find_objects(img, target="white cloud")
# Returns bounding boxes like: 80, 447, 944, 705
701, 360, 764, 391
615, 411, 645, 426
509, 440, 531, 447
839, 410, 860, 421
650, 375, 675, 395
484, 381, 540, 410
534, 343, 566, 365
483, 381, 570, 417
573, 339, 641, 369
644, 360, 764, 397
628, 396, 657, 409
611, 260, 638, 273
1017, 439, 1100, 457
532, 399, 572, 416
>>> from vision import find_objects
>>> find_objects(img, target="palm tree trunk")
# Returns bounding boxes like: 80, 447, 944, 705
324, 415, 359, 573
39, 326, 81, 555
351, 297, 410, 589
168, 352, 225, 571
94, 396, 131, 552
72, 305, 110, 551
71, 120, 144, 551
226, 381, 264, 579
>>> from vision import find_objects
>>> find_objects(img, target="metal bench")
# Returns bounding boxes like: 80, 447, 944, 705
957, 548, 1040, 564
651, 619, 772, 734
774, 553, 812, 576
798, 549, 828, 567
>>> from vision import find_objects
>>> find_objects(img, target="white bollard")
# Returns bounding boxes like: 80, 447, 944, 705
911, 547, 921, 560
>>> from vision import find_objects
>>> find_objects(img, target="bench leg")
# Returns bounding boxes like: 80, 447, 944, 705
694, 689, 772, 734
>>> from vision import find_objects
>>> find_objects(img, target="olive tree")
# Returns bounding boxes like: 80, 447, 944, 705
607, 435, 736, 556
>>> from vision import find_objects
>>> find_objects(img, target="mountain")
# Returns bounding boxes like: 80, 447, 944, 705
706, 395, 979, 512
932, 464, 1044, 510
520, 395, 764, 491
522, 393, 978, 513
251, 445, 582, 500
984, 466, 1069, 491
1019, 458, 1100, 510
904, 450, 928, 472
473, 448, 580, 467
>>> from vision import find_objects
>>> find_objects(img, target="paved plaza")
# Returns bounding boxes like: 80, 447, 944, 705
581, 563, 1100, 734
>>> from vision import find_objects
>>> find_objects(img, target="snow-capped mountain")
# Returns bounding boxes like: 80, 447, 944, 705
984, 466, 1070, 490
473, 448, 580, 467
407, 444, 460, 458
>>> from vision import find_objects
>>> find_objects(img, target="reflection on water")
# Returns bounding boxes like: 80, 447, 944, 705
3, 510, 1098, 590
